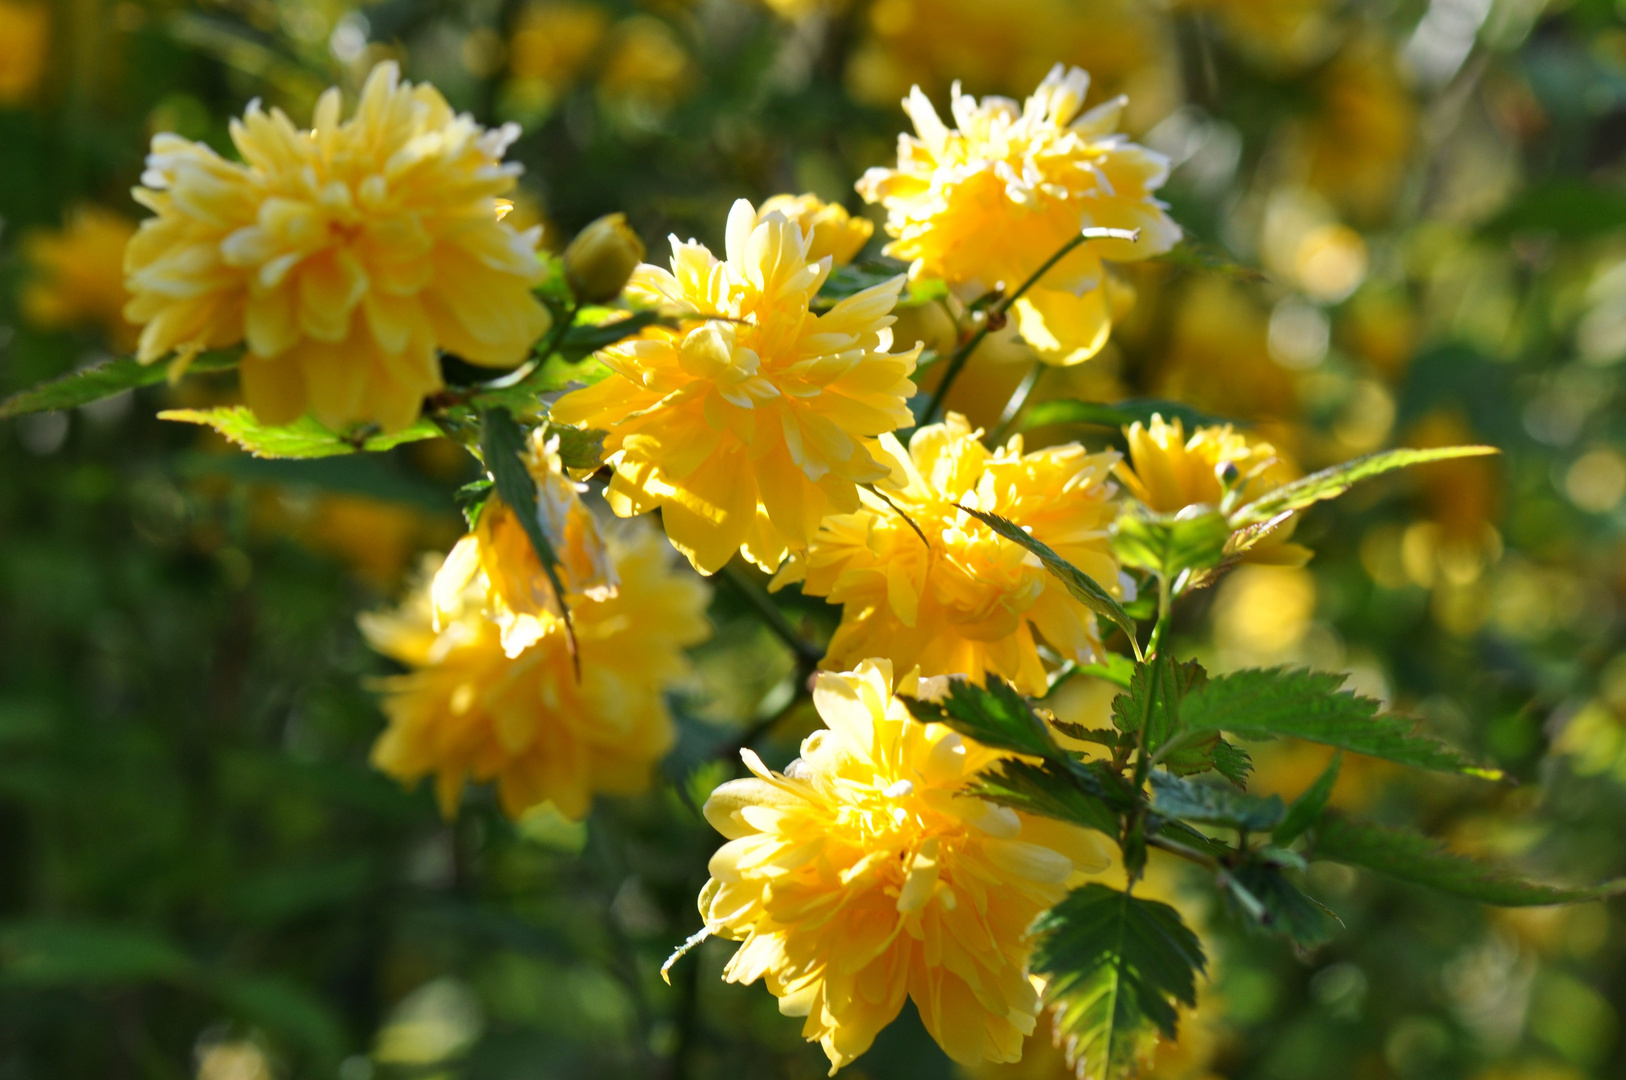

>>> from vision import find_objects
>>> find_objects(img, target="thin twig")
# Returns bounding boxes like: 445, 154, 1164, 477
921, 226, 1139, 425
991, 362, 1046, 444
716, 563, 823, 666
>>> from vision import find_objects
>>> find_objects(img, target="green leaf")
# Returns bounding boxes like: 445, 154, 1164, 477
479, 407, 576, 652
1273, 752, 1342, 846
159, 407, 441, 458
971, 759, 1125, 837
1313, 816, 1626, 906
1211, 739, 1253, 788
905, 676, 1061, 760
1071, 653, 1138, 690
555, 309, 667, 362
1111, 657, 1205, 760
1022, 398, 1234, 434
1050, 722, 1125, 751
1033, 884, 1206, 1080
547, 422, 606, 471
956, 505, 1138, 645
1150, 772, 1284, 832
0, 921, 196, 985
1112, 503, 1231, 583
1179, 667, 1504, 780
816, 263, 907, 304
0, 353, 238, 419
1231, 446, 1499, 527
1152, 240, 1267, 282
1224, 860, 1339, 947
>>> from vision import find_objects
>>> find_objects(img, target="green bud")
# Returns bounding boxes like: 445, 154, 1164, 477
563, 213, 646, 304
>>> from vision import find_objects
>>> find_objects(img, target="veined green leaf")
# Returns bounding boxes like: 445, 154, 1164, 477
1111, 657, 1205, 760
1210, 739, 1253, 788
1033, 884, 1206, 1080
1073, 653, 1138, 689
972, 759, 1125, 837
957, 505, 1137, 645
1232, 446, 1499, 527
1313, 816, 1626, 906
479, 407, 576, 660
816, 263, 907, 304
905, 676, 1060, 760
1112, 503, 1231, 583
1274, 753, 1342, 845
1022, 398, 1234, 434
1179, 667, 1504, 780
1224, 859, 1340, 947
547, 423, 606, 471
1, 353, 238, 419
555, 308, 667, 362
159, 407, 442, 458
1150, 771, 1284, 832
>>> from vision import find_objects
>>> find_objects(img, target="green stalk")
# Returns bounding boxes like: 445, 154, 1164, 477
921, 226, 1140, 425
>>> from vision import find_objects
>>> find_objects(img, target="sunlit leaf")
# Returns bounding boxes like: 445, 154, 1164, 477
1231, 446, 1500, 527
905, 676, 1060, 759
1, 353, 238, 419
1033, 884, 1206, 1080
1112, 503, 1232, 582
957, 505, 1137, 644
1180, 667, 1504, 780
1313, 816, 1626, 906
159, 407, 441, 458
971, 759, 1125, 836
1022, 398, 1234, 434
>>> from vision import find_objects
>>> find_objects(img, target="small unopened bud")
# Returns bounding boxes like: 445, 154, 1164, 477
1215, 459, 1241, 489
563, 213, 646, 303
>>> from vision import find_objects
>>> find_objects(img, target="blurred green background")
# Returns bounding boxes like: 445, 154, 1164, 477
5, 0, 1626, 1078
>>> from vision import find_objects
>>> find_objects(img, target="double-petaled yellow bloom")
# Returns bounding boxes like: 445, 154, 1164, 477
699, 659, 1107, 1073
124, 61, 551, 432
1116, 414, 1309, 566
362, 523, 710, 820
432, 427, 619, 658
775, 413, 1121, 696
856, 65, 1179, 366
550, 198, 920, 575
756, 194, 874, 267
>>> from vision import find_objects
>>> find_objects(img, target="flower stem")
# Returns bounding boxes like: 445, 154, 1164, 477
717, 562, 823, 667
920, 226, 1139, 426
991, 362, 1046, 444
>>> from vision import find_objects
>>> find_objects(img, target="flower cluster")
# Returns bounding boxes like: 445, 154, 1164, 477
777, 413, 1122, 696
857, 64, 1180, 365
699, 659, 1106, 1073
363, 522, 709, 820
124, 61, 551, 432
550, 197, 920, 574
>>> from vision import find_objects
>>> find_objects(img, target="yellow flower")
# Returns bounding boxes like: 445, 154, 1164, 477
0, 0, 47, 104
124, 61, 552, 433
21, 206, 139, 350
844, 0, 1176, 133
549, 198, 920, 575
1116, 414, 1309, 567
757, 194, 873, 267
776, 413, 1121, 696
432, 428, 618, 657
856, 65, 1180, 366
699, 658, 1107, 1073
362, 524, 711, 819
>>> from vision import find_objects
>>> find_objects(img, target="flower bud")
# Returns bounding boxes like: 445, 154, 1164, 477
563, 213, 645, 303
